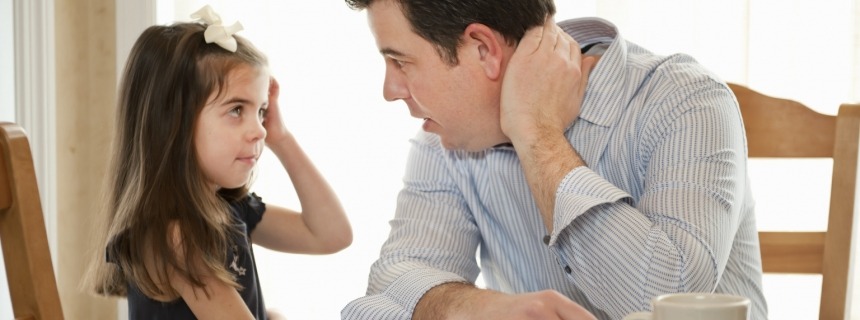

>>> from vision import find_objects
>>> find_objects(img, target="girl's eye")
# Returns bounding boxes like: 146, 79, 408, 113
258, 108, 268, 122
228, 106, 242, 117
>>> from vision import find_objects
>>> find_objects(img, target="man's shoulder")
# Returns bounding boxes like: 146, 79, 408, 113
620, 45, 729, 105
624, 43, 719, 83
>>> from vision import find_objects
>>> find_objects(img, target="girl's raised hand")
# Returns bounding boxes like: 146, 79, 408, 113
251, 75, 352, 255
264, 76, 291, 146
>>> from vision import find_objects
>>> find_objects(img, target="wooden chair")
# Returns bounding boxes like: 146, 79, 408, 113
0, 122, 63, 319
729, 83, 860, 320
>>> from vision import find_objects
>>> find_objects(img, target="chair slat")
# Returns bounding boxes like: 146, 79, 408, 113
0, 122, 64, 320
731, 83, 859, 320
759, 231, 824, 274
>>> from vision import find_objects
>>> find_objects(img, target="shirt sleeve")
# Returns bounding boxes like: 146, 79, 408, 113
238, 192, 266, 233
342, 132, 481, 319
549, 79, 749, 319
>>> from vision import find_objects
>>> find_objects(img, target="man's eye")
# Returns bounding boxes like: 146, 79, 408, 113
388, 58, 405, 69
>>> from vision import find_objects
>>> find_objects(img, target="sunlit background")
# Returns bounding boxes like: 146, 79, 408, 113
2, 0, 859, 319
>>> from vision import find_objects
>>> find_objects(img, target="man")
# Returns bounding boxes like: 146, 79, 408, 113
342, 0, 767, 319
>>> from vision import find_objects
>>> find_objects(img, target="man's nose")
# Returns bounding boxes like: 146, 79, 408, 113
382, 67, 409, 102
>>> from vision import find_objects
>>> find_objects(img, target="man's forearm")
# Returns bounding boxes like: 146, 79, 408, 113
413, 282, 493, 320
512, 130, 586, 233
413, 281, 596, 319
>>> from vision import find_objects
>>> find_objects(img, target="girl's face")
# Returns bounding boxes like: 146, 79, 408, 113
195, 64, 269, 191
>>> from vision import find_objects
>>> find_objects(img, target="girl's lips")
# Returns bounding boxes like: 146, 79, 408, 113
237, 156, 258, 164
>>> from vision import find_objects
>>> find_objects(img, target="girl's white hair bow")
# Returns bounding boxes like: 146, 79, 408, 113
190, 5, 244, 52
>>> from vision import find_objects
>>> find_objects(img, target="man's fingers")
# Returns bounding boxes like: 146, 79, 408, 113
544, 16, 557, 34
544, 17, 559, 50
556, 299, 598, 320
517, 16, 570, 56
562, 30, 581, 59
555, 30, 570, 59
576, 56, 598, 97
582, 56, 598, 85
518, 22, 545, 53
582, 56, 598, 76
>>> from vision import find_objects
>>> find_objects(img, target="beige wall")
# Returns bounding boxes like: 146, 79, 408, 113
55, 0, 117, 318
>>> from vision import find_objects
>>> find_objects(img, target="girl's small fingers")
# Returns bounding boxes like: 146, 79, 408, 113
269, 77, 280, 96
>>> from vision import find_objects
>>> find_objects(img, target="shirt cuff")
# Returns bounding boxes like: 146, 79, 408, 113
550, 166, 632, 244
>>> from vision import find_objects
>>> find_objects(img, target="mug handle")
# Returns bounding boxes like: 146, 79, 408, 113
622, 311, 652, 320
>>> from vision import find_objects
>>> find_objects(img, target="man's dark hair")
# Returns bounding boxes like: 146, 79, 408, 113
346, 0, 556, 65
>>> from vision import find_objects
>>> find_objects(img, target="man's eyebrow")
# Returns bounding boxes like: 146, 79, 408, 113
380, 48, 407, 58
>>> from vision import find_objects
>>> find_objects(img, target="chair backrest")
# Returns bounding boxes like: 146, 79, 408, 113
729, 83, 859, 320
0, 122, 63, 320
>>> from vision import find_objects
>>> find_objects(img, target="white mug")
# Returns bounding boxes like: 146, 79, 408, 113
622, 293, 750, 320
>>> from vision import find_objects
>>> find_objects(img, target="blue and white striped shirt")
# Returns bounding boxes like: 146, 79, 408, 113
343, 17, 766, 320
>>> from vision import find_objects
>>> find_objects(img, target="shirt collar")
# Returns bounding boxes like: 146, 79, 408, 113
558, 17, 630, 128
559, 17, 618, 47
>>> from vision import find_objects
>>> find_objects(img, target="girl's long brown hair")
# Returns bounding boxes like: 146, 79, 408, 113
84, 22, 268, 300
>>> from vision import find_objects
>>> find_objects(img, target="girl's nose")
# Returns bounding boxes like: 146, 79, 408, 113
248, 118, 266, 142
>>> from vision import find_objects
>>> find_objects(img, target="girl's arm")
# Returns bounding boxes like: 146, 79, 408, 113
155, 224, 256, 319
250, 77, 352, 254
173, 272, 255, 320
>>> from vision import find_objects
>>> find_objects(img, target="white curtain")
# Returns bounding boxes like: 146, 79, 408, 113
152, 1, 859, 319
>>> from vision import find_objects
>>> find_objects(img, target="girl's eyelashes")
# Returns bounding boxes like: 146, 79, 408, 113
225, 104, 266, 122
228, 105, 243, 117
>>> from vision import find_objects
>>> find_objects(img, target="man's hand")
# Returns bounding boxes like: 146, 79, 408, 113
499, 17, 597, 146
476, 290, 598, 320
497, 17, 597, 232
414, 283, 596, 320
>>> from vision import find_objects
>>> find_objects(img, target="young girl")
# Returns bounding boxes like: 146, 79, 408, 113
86, 6, 351, 319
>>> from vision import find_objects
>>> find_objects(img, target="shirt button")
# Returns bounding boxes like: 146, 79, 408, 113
564, 266, 572, 274
543, 235, 551, 245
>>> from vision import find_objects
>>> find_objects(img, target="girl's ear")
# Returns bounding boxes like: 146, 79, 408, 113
461, 23, 506, 81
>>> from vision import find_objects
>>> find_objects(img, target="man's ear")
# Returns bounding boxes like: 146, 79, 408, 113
462, 23, 506, 81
